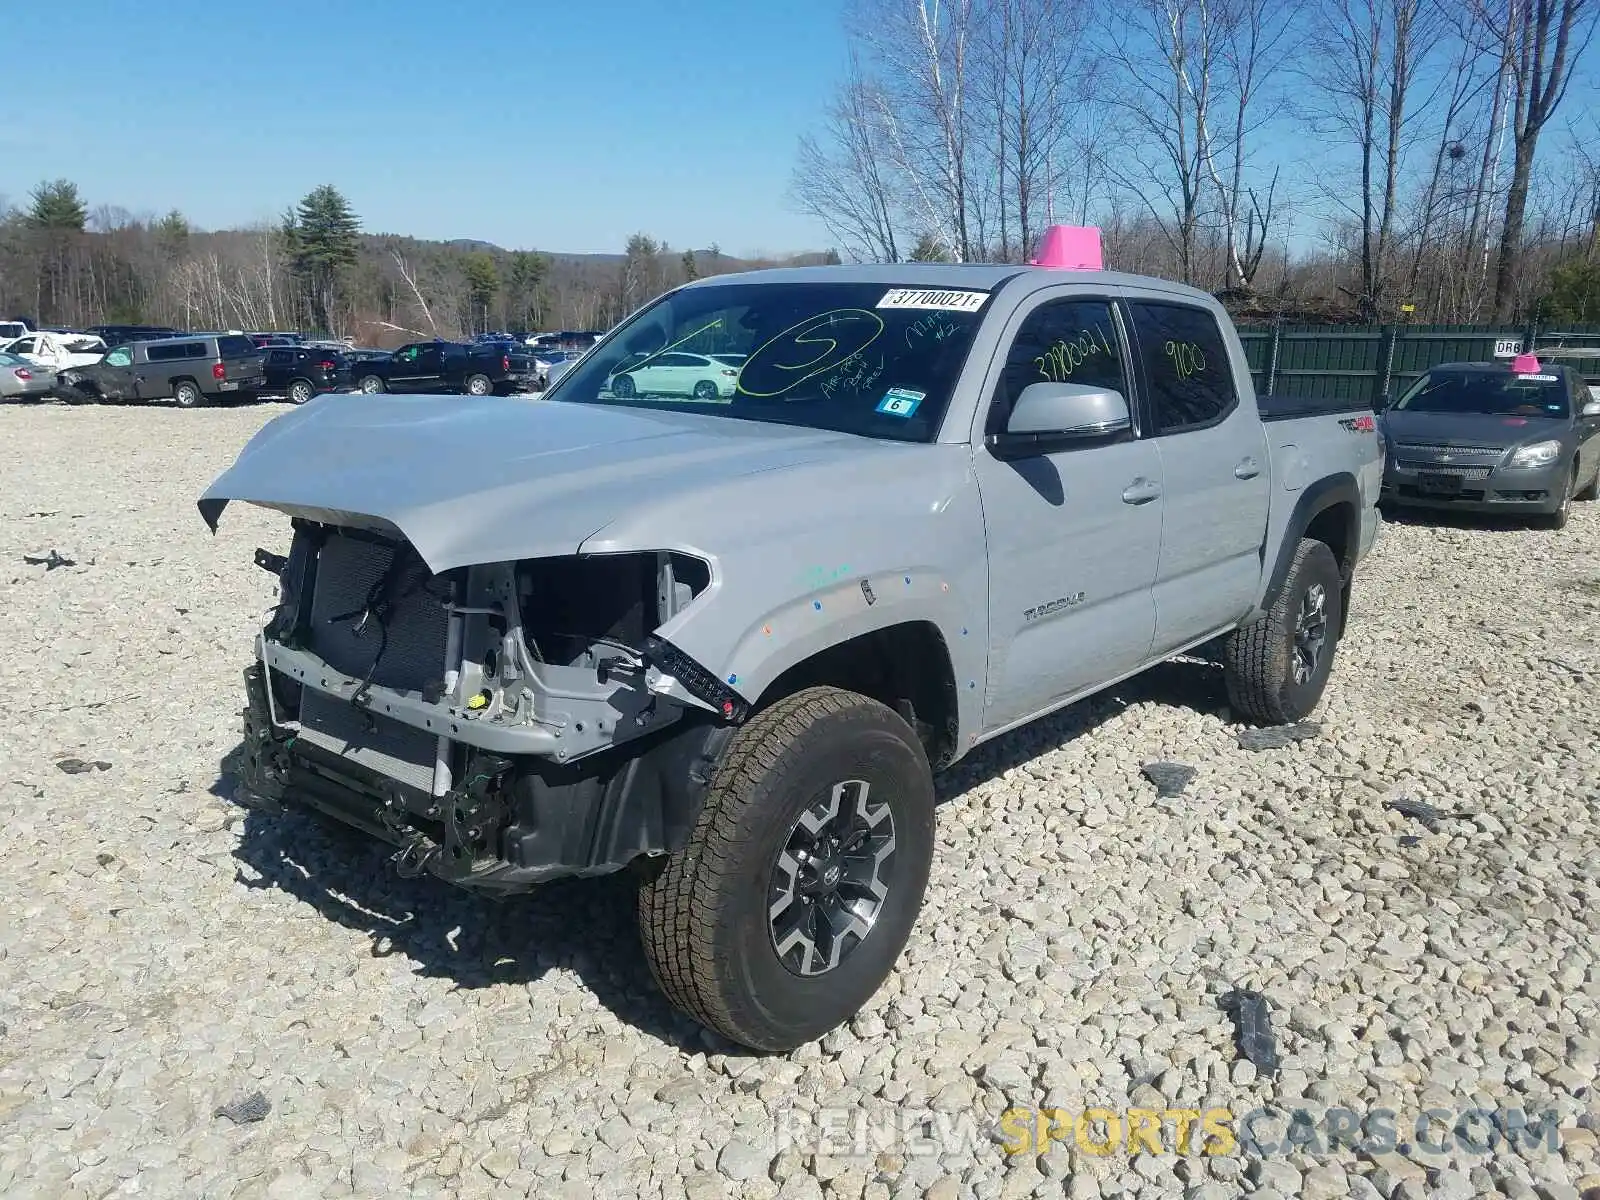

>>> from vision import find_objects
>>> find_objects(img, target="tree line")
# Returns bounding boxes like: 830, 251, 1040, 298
790, 0, 1600, 324
0, 183, 839, 347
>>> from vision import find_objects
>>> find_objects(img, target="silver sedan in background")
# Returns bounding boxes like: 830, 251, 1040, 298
0, 351, 56, 400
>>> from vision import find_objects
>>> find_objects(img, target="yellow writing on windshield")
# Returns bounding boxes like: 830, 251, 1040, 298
737, 309, 885, 398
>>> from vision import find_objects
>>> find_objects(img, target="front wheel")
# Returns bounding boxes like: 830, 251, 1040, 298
1536, 467, 1576, 529
637, 686, 935, 1052
1224, 537, 1344, 725
612, 374, 636, 398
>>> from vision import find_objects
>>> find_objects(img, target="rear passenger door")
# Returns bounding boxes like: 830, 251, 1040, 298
1125, 299, 1270, 656
265, 349, 294, 389
972, 293, 1163, 731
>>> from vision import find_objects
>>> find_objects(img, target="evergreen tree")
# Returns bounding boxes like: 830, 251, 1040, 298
463, 252, 499, 332
27, 179, 87, 231
287, 185, 361, 333
908, 233, 951, 262
506, 251, 548, 330
1539, 259, 1600, 324
154, 210, 190, 261
681, 249, 699, 281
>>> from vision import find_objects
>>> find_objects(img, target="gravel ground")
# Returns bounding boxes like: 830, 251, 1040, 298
1, 401, 1598, 1200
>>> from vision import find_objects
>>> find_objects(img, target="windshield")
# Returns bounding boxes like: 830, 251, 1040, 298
542, 280, 995, 441
1394, 369, 1570, 418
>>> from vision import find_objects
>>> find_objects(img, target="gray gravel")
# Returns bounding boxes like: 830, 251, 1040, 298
2, 401, 1598, 1199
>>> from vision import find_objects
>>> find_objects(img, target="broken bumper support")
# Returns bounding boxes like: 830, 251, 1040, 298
234, 663, 731, 894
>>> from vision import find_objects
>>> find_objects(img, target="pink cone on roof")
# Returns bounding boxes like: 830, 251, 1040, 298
1030, 225, 1103, 270
1512, 353, 1540, 373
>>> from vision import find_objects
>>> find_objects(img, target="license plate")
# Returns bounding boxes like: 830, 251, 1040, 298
221, 380, 239, 390
1417, 473, 1462, 494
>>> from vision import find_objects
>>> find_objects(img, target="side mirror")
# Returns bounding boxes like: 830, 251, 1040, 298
989, 382, 1131, 458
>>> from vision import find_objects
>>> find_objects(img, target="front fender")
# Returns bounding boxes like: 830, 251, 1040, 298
712, 570, 972, 706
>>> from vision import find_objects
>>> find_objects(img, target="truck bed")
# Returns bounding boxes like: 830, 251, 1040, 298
1257, 393, 1376, 422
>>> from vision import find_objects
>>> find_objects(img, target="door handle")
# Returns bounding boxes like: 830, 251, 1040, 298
1234, 457, 1261, 479
1122, 477, 1162, 505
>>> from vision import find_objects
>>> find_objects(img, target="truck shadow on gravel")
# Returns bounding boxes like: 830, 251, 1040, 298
216, 654, 1228, 1052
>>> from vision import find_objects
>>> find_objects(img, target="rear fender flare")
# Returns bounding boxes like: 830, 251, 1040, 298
1258, 472, 1360, 621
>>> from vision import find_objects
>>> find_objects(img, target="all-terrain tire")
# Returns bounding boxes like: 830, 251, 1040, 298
1224, 537, 1344, 725
637, 686, 935, 1052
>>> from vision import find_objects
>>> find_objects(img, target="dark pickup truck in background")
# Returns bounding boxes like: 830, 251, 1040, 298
351, 339, 539, 396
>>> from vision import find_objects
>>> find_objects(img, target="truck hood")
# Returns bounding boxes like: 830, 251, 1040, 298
1381, 407, 1566, 447
198, 393, 918, 572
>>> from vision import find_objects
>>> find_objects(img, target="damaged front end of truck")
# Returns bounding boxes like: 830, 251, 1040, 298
229, 525, 746, 893
196, 393, 762, 899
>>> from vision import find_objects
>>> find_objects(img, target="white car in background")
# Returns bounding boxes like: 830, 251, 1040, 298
2, 331, 107, 372
606, 351, 740, 401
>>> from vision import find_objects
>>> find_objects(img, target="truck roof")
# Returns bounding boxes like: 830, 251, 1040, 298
676, 261, 1222, 306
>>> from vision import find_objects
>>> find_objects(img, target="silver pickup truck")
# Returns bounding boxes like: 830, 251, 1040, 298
200, 241, 1381, 1051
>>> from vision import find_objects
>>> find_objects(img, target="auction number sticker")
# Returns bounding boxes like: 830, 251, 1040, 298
876, 387, 925, 417
877, 288, 989, 313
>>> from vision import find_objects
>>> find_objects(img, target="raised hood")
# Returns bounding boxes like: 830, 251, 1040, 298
198, 393, 888, 572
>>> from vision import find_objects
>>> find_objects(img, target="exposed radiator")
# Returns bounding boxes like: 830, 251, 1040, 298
297, 691, 442, 794
295, 530, 452, 794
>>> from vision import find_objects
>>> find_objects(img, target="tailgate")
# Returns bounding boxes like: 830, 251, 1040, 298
223, 352, 266, 381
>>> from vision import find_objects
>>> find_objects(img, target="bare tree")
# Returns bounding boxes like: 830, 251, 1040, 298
1100, 0, 1228, 286
1206, 0, 1298, 290
1303, 0, 1443, 319
972, 0, 1095, 261
790, 66, 904, 262
391, 248, 440, 335
849, 0, 980, 261
1485, 0, 1597, 318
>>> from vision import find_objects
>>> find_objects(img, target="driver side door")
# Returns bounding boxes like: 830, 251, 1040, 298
93, 346, 139, 400
386, 344, 424, 391
971, 293, 1163, 732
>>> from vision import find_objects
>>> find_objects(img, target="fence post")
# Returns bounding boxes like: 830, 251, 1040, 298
1378, 324, 1398, 401
1265, 318, 1282, 394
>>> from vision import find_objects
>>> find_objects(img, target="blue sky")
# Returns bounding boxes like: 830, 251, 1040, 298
2, 0, 847, 256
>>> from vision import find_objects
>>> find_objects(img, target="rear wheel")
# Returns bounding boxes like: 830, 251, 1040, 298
288, 379, 315, 405
1224, 538, 1344, 725
358, 375, 385, 394
172, 379, 206, 409
465, 373, 493, 396
692, 379, 719, 401
637, 686, 935, 1052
